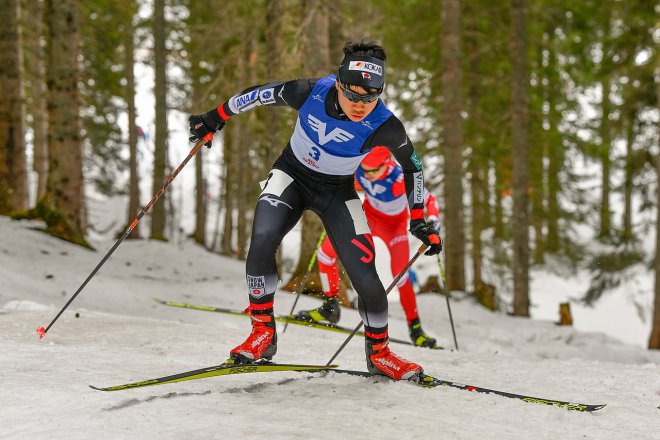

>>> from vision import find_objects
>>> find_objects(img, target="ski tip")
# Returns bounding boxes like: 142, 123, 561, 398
90, 384, 122, 392
590, 404, 607, 412
36, 326, 46, 339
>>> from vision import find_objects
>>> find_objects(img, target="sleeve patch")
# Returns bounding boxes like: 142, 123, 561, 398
410, 151, 423, 171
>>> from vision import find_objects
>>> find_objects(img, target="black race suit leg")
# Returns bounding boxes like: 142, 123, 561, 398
311, 181, 389, 339
245, 168, 305, 310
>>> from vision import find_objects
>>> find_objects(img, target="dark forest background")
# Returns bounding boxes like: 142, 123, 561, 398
0, 0, 658, 348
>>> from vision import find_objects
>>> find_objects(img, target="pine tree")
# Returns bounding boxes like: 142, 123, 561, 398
0, 0, 28, 213
37, 0, 88, 247
510, 0, 530, 316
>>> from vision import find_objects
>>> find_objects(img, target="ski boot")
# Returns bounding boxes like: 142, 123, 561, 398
408, 318, 438, 348
366, 337, 423, 380
229, 312, 277, 364
294, 296, 340, 324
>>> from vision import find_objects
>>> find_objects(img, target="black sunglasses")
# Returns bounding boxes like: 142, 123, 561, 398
338, 81, 381, 104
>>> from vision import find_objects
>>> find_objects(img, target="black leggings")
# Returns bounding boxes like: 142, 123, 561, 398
245, 154, 389, 335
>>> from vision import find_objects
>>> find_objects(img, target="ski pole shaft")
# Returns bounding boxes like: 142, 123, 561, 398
283, 230, 326, 333
437, 254, 459, 350
36, 136, 211, 339
325, 242, 428, 366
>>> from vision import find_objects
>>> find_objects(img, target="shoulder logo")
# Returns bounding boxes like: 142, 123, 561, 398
308, 114, 354, 145
234, 90, 258, 110
259, 88, 275, 105
410, 151, 422, 171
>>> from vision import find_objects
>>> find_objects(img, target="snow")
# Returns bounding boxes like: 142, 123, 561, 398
1, 216, 660, 440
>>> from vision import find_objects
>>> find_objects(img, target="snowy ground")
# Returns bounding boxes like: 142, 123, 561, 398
2, 216, 660, 440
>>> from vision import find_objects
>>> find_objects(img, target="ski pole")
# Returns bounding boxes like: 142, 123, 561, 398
283, 230, 326, 333
325, 241, 430, 366
36, 135, 212, 339
437, 254, 459, 350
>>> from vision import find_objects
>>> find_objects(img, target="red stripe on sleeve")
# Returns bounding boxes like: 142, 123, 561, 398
410, 208, 424, 220
217, 104, 230, 121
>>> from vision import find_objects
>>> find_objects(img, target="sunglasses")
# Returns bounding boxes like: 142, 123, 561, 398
338, 81, 381, 104
362, 164, 385, 175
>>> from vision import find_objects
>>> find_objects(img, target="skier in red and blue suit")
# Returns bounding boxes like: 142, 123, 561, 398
296, 146, 441, 348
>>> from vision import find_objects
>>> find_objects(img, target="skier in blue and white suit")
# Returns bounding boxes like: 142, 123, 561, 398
188, 40, 442, 381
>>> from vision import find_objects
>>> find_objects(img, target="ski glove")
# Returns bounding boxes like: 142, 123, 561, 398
410, 219, 443, 255
189, 109, 226, 148
427, 215, 441, 235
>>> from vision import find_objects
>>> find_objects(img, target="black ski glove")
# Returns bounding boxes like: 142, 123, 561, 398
427, 215, 441, 234
189, 109, 226, 148
410, 219, 443, 255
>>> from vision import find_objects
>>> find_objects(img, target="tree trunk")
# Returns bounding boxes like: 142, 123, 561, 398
187, 0, 213, 247
190, 70, 206, 246
544, 30, 561, 253
510, 0, 530, 316
265, 0, 284, 265
37, 0, 87, 247
235, 116, 250, 260
465, 20, 485, 289
599, 78, 612, 239
264, 0, 282, 169
23, 0, 48, 201
0, 0, 28, 213
301, 0, 330, 77
470, 162, 486, 287
545, 155, 561, 252
125, 16, 140, 239
622, 108, 635, 243
493, 157, 506, 238
236, 38, 257, 260
221, 123, 235, 256
650, 151, 660, 349
530, 54, 545, 264
440, 0, 466, 292
150, 0, 168, 240
649, 56, 660, 350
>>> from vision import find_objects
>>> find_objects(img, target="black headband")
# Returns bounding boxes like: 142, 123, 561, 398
337, 55, 385, 91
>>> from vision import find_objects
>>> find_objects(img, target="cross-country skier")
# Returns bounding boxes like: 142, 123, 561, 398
188, 41, 442, 381
295, 146, 441, 348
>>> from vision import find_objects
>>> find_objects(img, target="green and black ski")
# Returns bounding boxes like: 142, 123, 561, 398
405, 374, 606, 412
90, 361, 339, 392
329, 370, 605, 412
91, 360, 605, 412
152, 297, 444, 350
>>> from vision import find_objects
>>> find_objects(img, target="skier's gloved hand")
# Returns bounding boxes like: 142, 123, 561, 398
427, 215, 441, 235
189, 109, 225, 148
410, 219, 442, 256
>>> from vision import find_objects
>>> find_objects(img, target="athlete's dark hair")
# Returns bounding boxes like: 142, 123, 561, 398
342, 40, 386, 62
